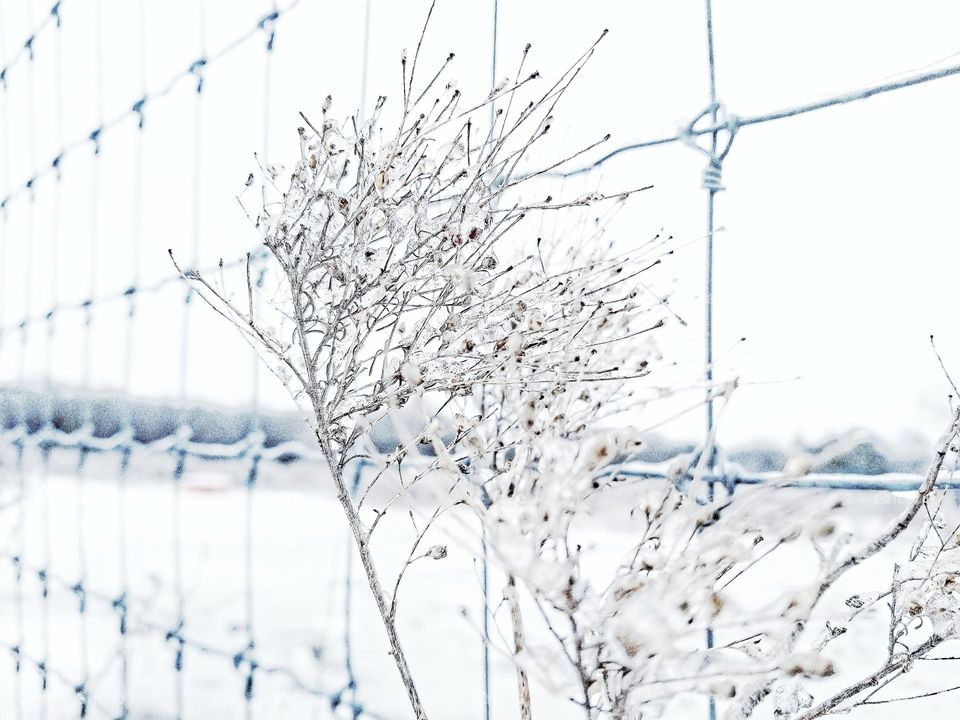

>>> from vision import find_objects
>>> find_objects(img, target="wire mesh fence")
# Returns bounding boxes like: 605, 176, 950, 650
0, 2, 393, 717
2, 0, 960, 718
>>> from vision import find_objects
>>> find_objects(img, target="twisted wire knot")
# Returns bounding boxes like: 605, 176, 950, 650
330, 685, 365, 717
71, 581, 87, 613
188, 57, 208, 94
716, 464, 740, 497
112, 592, 128, 634
166, 620, 186, 671
680, 103, 740, 192
132, 97, 147, 129
259, 11, 279, 52
89, 126, 103, 155
75, 683, 89, 717
233, 641, 258, 700
37, 568, 49, 598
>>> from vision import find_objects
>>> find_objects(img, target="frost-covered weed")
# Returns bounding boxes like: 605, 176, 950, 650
178, 6, 960, 719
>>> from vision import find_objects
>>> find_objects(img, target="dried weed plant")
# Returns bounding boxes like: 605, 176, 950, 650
174, 7, 960, 719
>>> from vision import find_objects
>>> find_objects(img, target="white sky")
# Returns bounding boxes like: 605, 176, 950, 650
2, 0, 960, 453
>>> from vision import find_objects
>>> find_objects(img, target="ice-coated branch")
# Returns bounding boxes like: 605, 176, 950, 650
794, 634, 944, 720
815, 407, 960, 603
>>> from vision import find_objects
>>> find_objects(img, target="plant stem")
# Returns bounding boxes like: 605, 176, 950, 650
508, 575, 533, 720
795, 634, 943, 720
328, 456, 430, 719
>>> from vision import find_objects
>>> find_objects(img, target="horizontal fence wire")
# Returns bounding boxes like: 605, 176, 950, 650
0, 0, 302, 213
0, 395, 950, 490
552, 55, 960, 178
0, 247, 270, 344
0, 2, 62, 89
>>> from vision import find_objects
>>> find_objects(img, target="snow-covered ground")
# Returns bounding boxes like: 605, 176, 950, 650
1, 445, 959, 719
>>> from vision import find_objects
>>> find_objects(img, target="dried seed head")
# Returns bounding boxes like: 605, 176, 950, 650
426, 545, 448, 560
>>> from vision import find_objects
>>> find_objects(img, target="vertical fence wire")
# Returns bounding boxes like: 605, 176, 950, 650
482, 3, 498, 719
71, 0, 109, 712
340, 2, 374, 713
13, 2, 39, 716
359, 0, 372, 121
704, 0, 718, 446
703, 3, 719, 719
170, 4, 211, 716
0, 4, 6, 371
235, 4, 283, 712
343, 460, 367, 717
36, 4, 66, 717
111, 2, 150, 716
0, 4, 15, 716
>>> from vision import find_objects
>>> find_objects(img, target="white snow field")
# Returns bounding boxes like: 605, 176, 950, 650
1, 444, 959, 720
